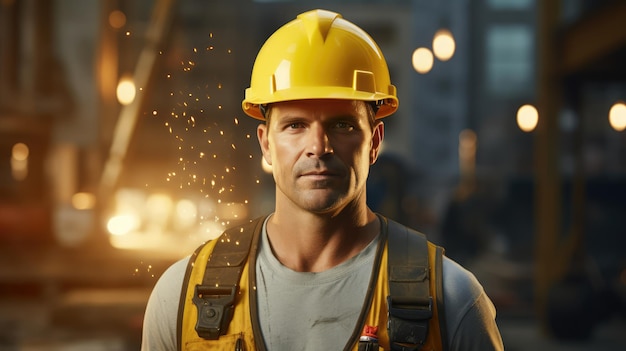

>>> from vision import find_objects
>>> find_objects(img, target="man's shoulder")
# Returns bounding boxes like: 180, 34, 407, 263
443, 256, 483, 296
442, 256, 484, 301
153, 256, 191, 294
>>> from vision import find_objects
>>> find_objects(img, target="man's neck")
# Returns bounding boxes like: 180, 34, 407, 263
266, 207, 379, 272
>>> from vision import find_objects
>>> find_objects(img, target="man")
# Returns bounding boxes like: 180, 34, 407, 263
142, 9, 504, 351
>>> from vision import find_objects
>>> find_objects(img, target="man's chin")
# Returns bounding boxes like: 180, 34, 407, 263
297, 191, 345, 213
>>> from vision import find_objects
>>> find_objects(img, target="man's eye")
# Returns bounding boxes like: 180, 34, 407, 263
288, 123, 303, 129
335, 122, 355, 131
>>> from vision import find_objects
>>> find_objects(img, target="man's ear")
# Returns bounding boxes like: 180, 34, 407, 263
370, 121, 384, 165
257, 123, 272, 165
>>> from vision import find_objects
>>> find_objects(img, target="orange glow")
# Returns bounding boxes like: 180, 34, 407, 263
12, 142, 29, 160
108, 10, 126, 29
11, 142, 29, 181
459, 129, 477, 177
72, 192, 96, 210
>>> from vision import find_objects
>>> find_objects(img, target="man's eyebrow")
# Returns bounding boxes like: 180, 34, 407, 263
274, 114, 308, 126
327, 114, 362, 124
326, 112, 358, 119
278, 114, 306, 121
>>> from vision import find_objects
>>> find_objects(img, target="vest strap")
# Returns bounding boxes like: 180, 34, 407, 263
192, 218, 262, 340
386, 219, 432, 351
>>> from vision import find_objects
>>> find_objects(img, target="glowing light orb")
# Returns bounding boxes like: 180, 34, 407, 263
412, 47, 434, 74
517, 104, 539, 132
433, 29, 456, 61
609, 102, 626, 131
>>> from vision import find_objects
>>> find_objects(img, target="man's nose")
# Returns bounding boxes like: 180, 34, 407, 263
306, 124, 333, 157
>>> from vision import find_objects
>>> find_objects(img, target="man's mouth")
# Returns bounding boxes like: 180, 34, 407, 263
300, 169, 338, 177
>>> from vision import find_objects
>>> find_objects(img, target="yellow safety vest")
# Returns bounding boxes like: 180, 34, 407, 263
178, 215, 446, 351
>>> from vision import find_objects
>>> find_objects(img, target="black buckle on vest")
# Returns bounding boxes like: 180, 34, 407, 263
192, 285, 237, 340
387, 296, 432, 351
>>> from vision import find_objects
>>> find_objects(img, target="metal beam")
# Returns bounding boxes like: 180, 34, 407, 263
98, 0, 177, 201
561, 1, 626, 75
535, 0, 562, 333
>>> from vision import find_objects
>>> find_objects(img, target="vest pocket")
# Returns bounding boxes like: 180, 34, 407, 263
185, 333, 242, 351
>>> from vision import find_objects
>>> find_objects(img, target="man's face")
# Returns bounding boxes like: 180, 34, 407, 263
257, 99, 384, 215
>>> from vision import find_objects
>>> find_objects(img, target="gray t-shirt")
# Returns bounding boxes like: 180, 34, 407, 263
141, 220, 503, 350
255, 223, 378, 350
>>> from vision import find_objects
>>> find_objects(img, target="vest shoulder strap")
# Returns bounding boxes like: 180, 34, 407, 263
386, 218, 447, 351
178, 217, 263, 346
434, 244, 449, 351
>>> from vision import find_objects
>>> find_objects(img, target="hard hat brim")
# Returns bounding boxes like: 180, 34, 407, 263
242, 87, 398, 120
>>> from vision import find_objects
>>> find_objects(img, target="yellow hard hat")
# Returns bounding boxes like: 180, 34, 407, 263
241, 9, 398, 120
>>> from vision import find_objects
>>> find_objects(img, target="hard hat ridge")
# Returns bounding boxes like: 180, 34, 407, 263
298, 9, 341, 43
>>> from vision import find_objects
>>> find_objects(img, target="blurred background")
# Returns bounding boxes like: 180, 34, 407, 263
1, 0, 625, 349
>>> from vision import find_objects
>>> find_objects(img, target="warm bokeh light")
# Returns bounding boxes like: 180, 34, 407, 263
459, 129, 477, 150
11, 142, 29, 181
144, 193, 173, 232
116, 77, 136, 105
12, 142, 29, 160
459, 129, 477, 178
433, 29, 456, 61
108, 10, 126, 29
107, 214, 140, 236
72, 192, 96, 210
174, 199, 198, 231
608, 102, 626, 131
412, 47, 434, 74
217, 202, 248, 220
517, 104, 539, 132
